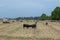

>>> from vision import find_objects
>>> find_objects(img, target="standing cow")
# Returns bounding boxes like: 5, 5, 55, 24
45, 22, 48, 25
23, 21, 37, 29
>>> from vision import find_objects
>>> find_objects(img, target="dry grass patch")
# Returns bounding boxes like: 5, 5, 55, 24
0, 21, 60, 40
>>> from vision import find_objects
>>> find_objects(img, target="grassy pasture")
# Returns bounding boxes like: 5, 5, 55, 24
0, 20, 60, 40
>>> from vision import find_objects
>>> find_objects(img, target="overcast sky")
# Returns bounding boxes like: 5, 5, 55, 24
0, 0, 60, 18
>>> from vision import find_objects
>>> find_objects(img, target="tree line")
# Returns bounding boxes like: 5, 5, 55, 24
15, 15, 51, 20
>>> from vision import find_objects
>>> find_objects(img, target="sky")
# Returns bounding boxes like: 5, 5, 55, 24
0, 0, 60, 18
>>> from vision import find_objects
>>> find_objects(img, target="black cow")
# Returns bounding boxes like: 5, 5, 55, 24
23, 21, 37, 29
23, 24, 36, 29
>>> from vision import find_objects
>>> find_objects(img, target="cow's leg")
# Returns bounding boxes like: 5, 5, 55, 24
26, 26, 29, 29
32, 25, 36, 29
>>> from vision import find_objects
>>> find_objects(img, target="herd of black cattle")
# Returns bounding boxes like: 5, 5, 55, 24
2, 20, 48, 29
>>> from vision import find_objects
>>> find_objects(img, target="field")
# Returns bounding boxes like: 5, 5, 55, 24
0, 20, 60, 40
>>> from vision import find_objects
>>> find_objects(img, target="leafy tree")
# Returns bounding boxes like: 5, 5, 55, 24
40, 13, 47, 20
51, 7, 60, 20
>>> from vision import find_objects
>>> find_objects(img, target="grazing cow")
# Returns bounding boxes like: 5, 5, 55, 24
12, 21, 15, 22
23, 21, 37, 29
20, 20, 23, 22
3, 21, 10, 24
